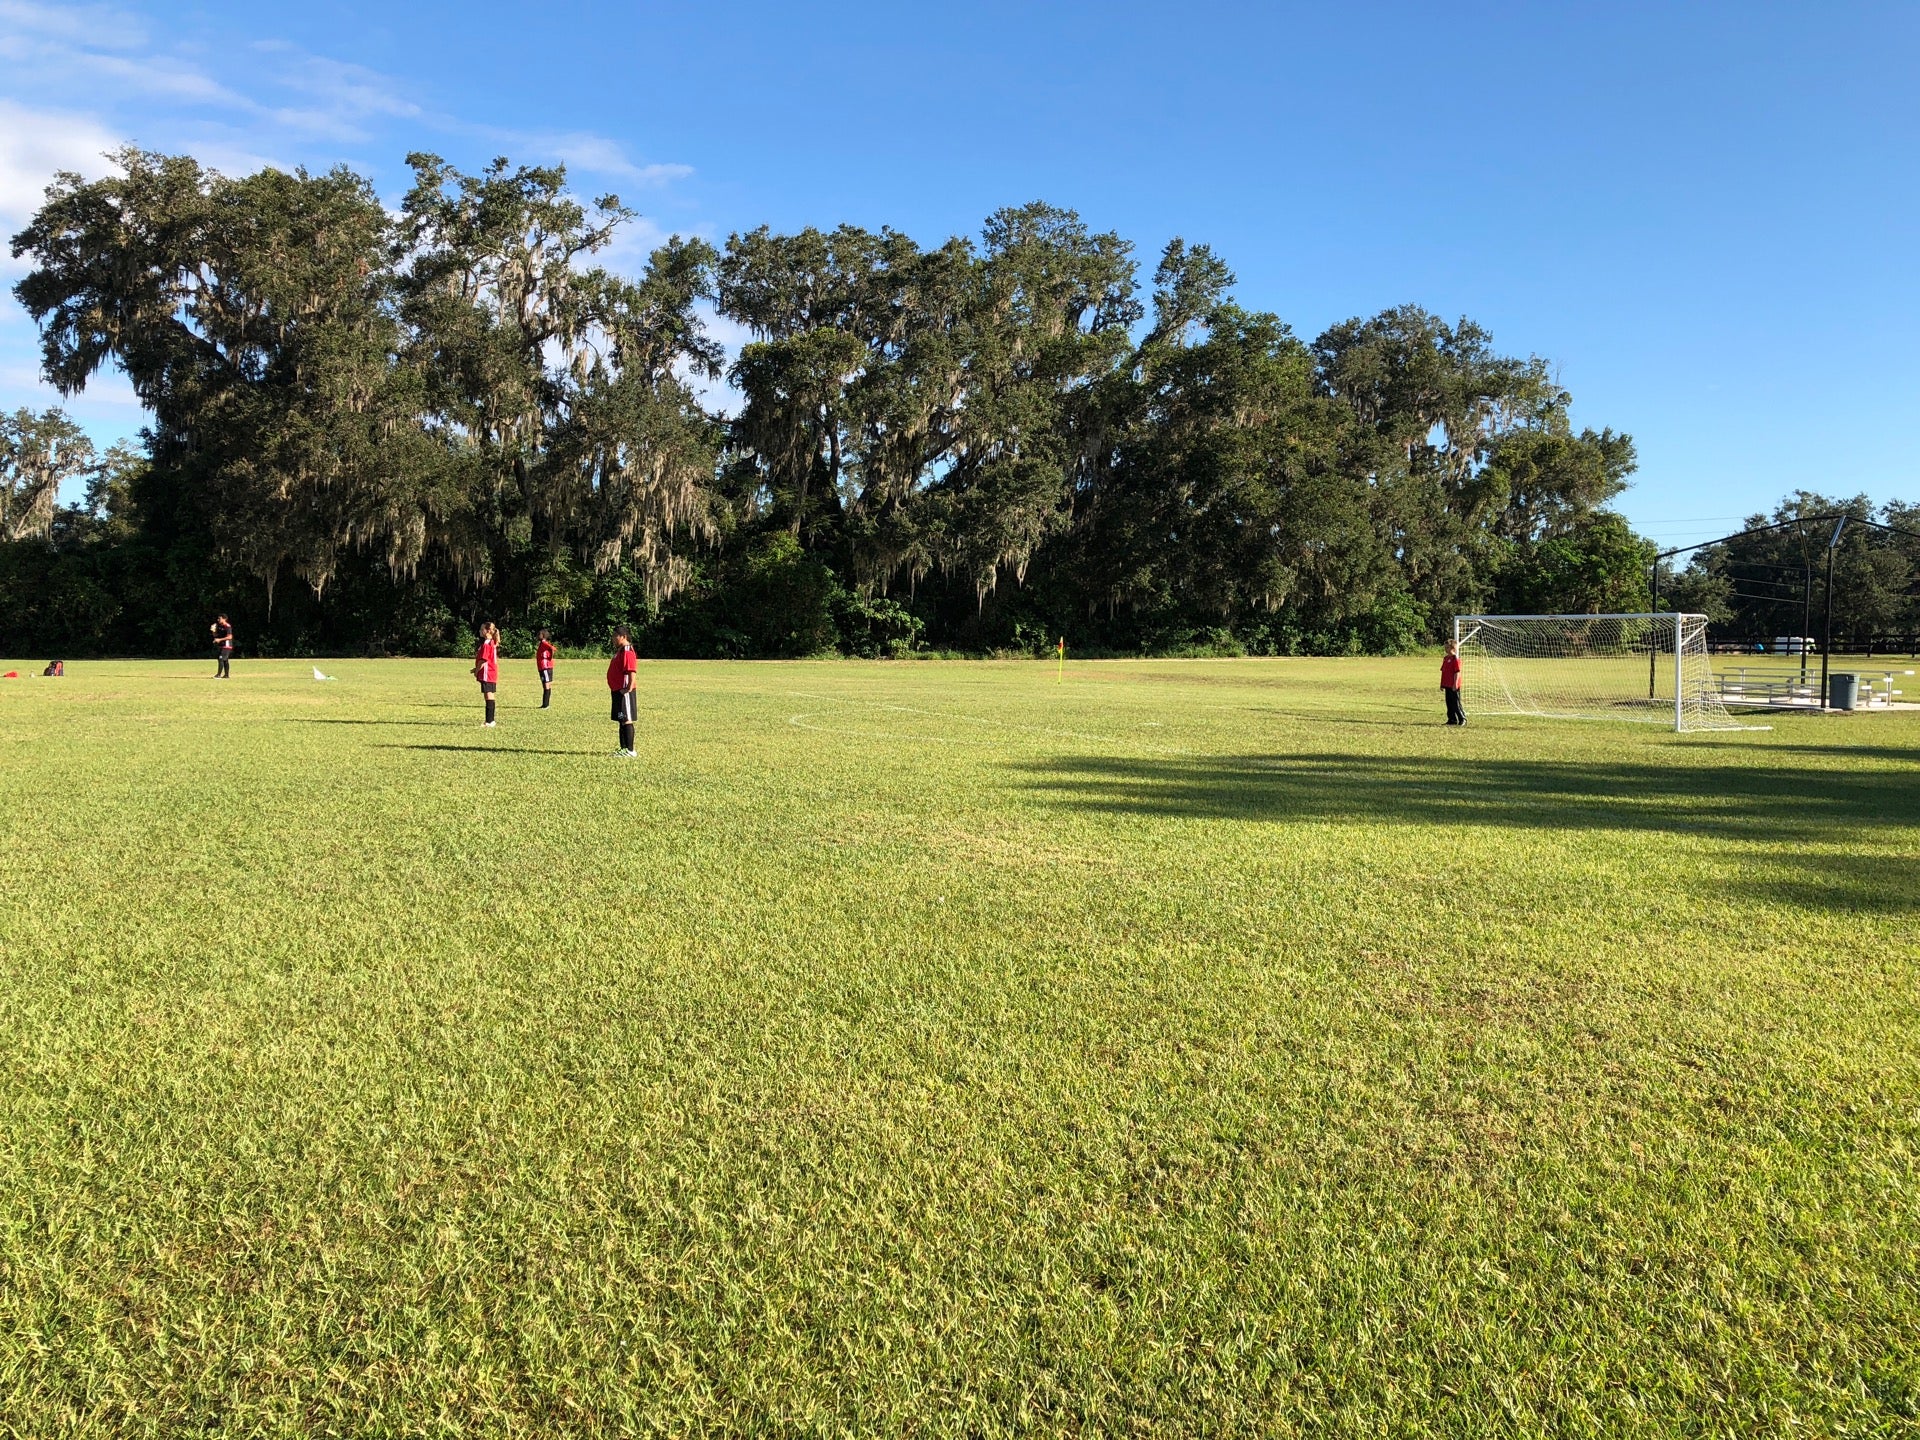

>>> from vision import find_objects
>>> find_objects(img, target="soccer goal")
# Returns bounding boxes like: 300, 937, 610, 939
1453, 613, 1749, 732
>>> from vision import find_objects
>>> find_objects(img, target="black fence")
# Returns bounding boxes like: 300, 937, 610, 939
1708, 635, 1920, 657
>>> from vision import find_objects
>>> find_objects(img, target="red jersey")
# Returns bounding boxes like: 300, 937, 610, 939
606, 644, 637, 691
535, 640, 555, 670
1440, 654, 1461, 689
475, 639, 499, 683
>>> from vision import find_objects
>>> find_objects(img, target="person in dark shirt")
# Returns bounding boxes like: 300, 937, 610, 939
1441, 642, 1465, 725
210, 615, 234, 679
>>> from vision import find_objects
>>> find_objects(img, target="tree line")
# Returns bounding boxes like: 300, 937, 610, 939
3, 147, 1908, 660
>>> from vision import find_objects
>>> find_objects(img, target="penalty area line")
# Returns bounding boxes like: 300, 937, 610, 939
781, 692, 1193, 753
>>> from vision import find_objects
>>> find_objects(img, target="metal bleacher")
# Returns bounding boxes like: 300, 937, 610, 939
1714, 664, 1909, 710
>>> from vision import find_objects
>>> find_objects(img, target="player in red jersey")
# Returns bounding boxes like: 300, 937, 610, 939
535, 629, 556, 709
1441, 641, 1465, 726
607, 625, 638, 757
473, 621, 500, 726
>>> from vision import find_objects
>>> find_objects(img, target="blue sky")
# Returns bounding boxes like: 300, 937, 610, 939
2, 0, 1915, 550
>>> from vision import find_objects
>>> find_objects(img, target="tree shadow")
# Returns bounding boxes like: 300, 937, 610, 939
1687, 741, 1920, 764
1012, 752, 1920, 914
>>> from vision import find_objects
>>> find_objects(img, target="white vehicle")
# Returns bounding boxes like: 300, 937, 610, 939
1771, 635, 1815, 655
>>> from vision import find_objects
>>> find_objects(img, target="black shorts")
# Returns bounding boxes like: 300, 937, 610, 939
610, 690, 636, 723
479, 680, 497, 694
539, 668, 554, 684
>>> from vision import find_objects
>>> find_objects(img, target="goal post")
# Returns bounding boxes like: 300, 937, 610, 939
1453, 612, 1748, 732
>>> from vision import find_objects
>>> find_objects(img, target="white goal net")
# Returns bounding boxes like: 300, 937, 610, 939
1454, 613, 1745, 732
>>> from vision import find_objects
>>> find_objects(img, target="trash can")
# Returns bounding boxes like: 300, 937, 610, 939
1828, 672, 1858, 711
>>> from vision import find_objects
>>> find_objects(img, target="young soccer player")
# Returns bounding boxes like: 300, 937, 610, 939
1441, 641, 1465, 726
535, 629, 556, 708
607, 625, 638, 757
210, 614, 234, 678
473, 622, 500, 726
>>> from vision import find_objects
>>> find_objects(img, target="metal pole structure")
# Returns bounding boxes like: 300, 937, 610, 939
1648, 561, 1660, 699
1673, 611, 1685, 731
1649, 513, 1920, 699
1800, 557, 1812, 685
1821, 516, 1845, 710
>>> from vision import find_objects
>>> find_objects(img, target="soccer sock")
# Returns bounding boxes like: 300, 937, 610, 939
485, 698, 496, 723
542, 689, 551, 708
619, 722, 634, 752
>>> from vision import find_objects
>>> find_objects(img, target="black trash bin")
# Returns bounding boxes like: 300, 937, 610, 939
1828, 672, 1858, 711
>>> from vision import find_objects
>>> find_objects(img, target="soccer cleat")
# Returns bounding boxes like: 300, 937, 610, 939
484, 721, 496, 728
617, 748, 635, 758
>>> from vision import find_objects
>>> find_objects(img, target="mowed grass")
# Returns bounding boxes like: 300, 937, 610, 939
0, 655, 1916, 1438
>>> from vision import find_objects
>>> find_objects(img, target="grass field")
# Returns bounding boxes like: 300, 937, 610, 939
1, 655, 1916, 1437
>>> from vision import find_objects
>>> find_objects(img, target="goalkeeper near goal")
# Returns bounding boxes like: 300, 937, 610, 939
1441, 641, 1465, 726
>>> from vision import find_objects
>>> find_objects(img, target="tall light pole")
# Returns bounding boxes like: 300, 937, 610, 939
1800, 555, 1812, 686
1821, 516, 1846, 709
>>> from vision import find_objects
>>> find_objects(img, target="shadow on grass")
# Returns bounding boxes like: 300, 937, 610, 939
1687, 741, 1920, 764
1013, 752, 1920, 914
293, 718, 448, 727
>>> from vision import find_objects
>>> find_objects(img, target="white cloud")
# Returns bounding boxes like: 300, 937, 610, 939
0, 100, 121, 242
683, 303, 750, 417
0, 15, 416, 141
0, 355, 141, 411
262, 50, 423, 140
537, 132, 692, 186
0, 0, 147, 49
67, 45, 247, 104
0, 6, 697, 200
0, 3, 707, 443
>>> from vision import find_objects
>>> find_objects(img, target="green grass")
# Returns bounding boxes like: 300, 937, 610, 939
1, 655, 1916, 1437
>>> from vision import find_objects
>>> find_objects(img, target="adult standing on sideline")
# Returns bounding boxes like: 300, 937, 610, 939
608, 625, 638, 757
535, 629, 556, 709
210, 614, 234, 679
1441, 641, 1465, 726
474, 622, 500, 727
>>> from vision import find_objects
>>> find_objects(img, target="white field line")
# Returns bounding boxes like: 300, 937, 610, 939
781, 691, 1194, 753
787, 713, 983, 746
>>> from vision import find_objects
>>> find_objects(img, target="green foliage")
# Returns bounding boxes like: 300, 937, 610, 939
40, 146, 1902, 659
831, 592, 925, 658
0, 406, 92, 542
1495, 513, 1656, 615
647, 530, 841, 658
0, 657, 1915, 1431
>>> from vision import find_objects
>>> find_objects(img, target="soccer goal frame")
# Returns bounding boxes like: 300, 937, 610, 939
1453, 612, 1752, 733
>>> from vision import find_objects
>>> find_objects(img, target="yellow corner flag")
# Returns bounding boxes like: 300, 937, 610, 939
1057, 637, 1065, 683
